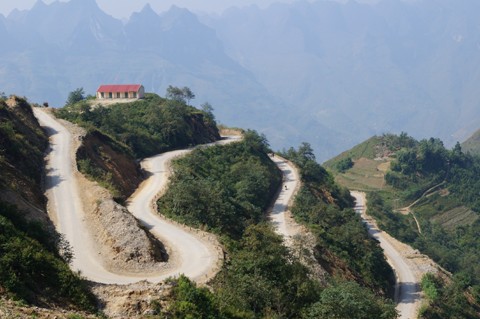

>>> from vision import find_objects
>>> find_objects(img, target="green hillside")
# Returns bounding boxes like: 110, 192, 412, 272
328, 133, 480, 317
157, 138, 396, 318
56, 91, 221, 200
56, 92, 220, 159
324, 133, 416, 192
0, 97, 96, 313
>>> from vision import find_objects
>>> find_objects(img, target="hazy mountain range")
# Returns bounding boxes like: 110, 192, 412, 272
1, 0, 480, 160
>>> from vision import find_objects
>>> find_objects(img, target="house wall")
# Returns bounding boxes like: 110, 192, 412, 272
96, 86, 145, 100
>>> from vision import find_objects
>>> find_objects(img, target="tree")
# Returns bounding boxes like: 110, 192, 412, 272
166, 85, 196, 104
304, 282, 398, 319
335, 157, 354, 172
65, 88, 85, 105
201, 102, 215, 122
182, 86, 195, 104
166, 85, 185, 102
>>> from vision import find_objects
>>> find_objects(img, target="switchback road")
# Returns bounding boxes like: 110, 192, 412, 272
351, 191, 421, 319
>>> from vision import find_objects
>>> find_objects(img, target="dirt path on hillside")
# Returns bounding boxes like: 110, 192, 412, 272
269, 156, 327, 279
351, 191, 443, 319
269, 156, 303, 245
34, 107, 233, 285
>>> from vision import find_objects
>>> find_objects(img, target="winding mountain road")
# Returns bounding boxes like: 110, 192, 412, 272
351, 191, 421, 319
34, 107, 234, 284
36, 107, 301, 287
269, 156, 302, 246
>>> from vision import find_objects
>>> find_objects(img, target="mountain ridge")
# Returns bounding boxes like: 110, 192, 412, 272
1, 0, 480, 161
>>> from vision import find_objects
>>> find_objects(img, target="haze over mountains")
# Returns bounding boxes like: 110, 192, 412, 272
1, 0, 479, 160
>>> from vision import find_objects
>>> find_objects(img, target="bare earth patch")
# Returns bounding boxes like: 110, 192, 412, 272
58, 117, 167, 274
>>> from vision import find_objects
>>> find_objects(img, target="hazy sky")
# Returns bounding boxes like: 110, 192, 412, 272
0, 0, 382, 19
0, 0, 299, 18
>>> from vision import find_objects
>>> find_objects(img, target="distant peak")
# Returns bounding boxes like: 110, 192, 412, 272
32, 0, 47, 9
142, 3, 153, 11
140, 3, 158, 16
128, 2, 158, 22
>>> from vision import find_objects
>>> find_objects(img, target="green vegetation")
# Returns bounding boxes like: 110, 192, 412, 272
0, 97, 96, 312
66, 88, 86, 105
324, 133, 417, 192
166, 85, 196, 104
158, 137, 396, 318
0, 203, 96, 311
329, 133, 480, 316
56, 91, 220, 199
334, 156, 353, 172
158, 130, 281, 239
383, 138, 480, 303
304, 281, 397, 319
162, 275, 224, 319
324, 133, 416, 167
56, 93, 220, 159
0, 97, 48, 205
419, 273, 479, 319
282, 143, 395, 295
76, 128, 144, 200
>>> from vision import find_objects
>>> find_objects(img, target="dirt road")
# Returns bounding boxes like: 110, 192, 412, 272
34, 107, 234, 284
269, 156, 302, 246
126, 137, 238, 283
351, 191, 421, 319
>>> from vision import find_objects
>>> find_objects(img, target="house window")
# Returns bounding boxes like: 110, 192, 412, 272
101, 92, 104, 98
109, 92, 112, 99
125, 92, 129, 98
116, 92, 120, 98
133, 92, 137, 98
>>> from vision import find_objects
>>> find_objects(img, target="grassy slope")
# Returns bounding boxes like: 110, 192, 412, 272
56, 93, 221, 158
328, 133, 480, 317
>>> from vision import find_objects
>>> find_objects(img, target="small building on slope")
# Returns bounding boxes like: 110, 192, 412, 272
96, 84, 145, 100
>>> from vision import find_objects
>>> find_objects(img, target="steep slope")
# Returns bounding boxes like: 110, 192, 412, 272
34, 107, 226, 285
329, 133, 480, 317
76, 129, 144, 201
0, 96, 47, 210
0, 97, 96, 313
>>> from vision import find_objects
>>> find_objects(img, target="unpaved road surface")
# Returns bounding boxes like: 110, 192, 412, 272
35, 107, 233, 284
269, 156, 303, 246
351, 191, 420, 319
126, 137, 238, 283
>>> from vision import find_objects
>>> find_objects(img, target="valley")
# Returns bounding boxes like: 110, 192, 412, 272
32, 106, 319, 316
2, 91, 475, 318
2, 0, 480, 317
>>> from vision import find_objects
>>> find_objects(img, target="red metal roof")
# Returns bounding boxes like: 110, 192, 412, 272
97, 84, 142, 93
